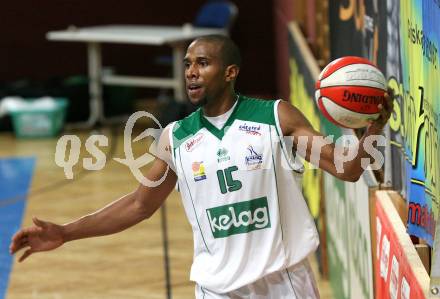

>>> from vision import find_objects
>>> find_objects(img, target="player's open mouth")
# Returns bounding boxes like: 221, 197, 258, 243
187, 83, 202, 96
187, 83, 201, 90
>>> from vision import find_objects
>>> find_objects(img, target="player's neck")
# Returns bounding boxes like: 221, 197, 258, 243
203, 92, 237, 117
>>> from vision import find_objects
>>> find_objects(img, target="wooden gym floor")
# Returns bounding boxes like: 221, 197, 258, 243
0, 128, 334, 299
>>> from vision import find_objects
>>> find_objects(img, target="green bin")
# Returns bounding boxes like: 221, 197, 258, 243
9, 98, 68, 138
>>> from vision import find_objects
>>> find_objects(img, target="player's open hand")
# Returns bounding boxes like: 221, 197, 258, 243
9, 217, 65, 262
369, 87, 395, 132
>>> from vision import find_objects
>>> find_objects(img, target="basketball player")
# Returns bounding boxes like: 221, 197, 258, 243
10, 35, 393, 298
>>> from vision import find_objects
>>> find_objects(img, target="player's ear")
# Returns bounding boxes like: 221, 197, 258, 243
225, 65, 239, 82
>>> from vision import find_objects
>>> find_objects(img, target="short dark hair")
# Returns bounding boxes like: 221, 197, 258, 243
194, 34, 241, 68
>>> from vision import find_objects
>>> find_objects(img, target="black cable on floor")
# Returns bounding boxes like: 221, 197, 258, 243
161, 201, 172, 299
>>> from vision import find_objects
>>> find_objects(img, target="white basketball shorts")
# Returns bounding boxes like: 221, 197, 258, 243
195, 259, 320, 299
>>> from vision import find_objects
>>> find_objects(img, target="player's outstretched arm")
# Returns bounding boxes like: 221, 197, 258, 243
278, 90, 393, 182
10, 126, 177, 262
9, 158, 177, 262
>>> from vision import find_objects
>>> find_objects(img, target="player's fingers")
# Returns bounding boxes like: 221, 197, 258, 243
381, 106, 391, 124
387, 95, 394, 110
32, 217, 47, 228
383, 94, 393, 110
18, 249, 33, 263
384, 90, 394, 110
10, 240, 29, 255
11, 229, 27, 243
381, 94, 389, 110
9, 243, 18, 254
19, 236, 28, 246
14, 227, 42, 241
380, 94, 393, 118
380, 103, 390, 117
385, 97, 392, 110
387, 87, 394, 97
9, 234, 27, 251
374, 104, 383, 122
10, 227, 42, 251
374, 102, 390, 126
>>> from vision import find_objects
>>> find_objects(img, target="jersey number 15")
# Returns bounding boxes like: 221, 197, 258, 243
216, 166, 242, 194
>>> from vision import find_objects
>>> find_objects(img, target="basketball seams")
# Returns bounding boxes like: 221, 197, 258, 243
320, 62, 360, 81
322, 97, 381, 119
320, 65, 386, 89
344, 71, 387, 86
319, 84, 386, 92
319, 59, 376, 81
317, 97, 350, 128
317, 95, 381, 115
345, 78, 387, 85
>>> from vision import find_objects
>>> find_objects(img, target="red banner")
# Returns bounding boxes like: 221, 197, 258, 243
375, 193, 427, 299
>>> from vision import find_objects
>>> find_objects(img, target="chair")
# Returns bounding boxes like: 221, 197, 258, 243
193, 0, 238, 32
156, 0, 238, 66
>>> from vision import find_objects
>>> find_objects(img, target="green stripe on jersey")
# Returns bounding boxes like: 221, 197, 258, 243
172, 95, 277, 146
233, 96, 276, 125
172, 108, 203, 149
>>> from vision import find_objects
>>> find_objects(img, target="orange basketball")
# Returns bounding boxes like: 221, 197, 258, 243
315, 56, 387, 129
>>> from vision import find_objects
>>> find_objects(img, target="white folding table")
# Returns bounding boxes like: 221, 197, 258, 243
47, 25, 226, 128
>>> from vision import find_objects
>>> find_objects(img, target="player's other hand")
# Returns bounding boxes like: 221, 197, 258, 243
368, 87, 395, 132
9, 217, 65, 262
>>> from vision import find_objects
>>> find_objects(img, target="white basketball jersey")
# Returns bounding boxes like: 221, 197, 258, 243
169, 96, 319, 293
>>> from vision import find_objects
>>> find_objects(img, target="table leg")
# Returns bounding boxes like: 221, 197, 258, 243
88, 42, 103, 124
173, 45, 186, 103
87, 42, 128, 127
65, 42, 102, 129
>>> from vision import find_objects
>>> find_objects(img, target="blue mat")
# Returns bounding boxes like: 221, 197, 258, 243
0, 158, 35, 299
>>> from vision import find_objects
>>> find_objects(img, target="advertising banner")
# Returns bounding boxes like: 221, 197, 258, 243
324, 169, 375, 299
288, 23, 321, 220
385, 0, 406, 198
328, 0, 387, 66
375, 191, 429, 299
387, 0, 440, 245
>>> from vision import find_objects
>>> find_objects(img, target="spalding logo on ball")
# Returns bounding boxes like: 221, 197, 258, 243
315, 56, 387, 129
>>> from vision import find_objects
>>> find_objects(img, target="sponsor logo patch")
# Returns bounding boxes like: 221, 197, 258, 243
245, 145, 263, 170
192, 161, 206, 181
206, 197, 271, 238
185, 133, 204, 152
238, 123, 261, 136
217, 147, 230, 163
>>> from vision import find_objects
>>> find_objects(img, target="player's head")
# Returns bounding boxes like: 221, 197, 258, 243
184, 35, 241, 106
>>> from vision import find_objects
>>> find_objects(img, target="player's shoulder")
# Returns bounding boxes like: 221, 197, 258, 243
234, 95, 278, 125
239, 94, 276, 108
277, 98, 297, 112
277, 99, 307, 118
277, 99, 316, 135
171, 108, 203, 146
176, 108, 201, 128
